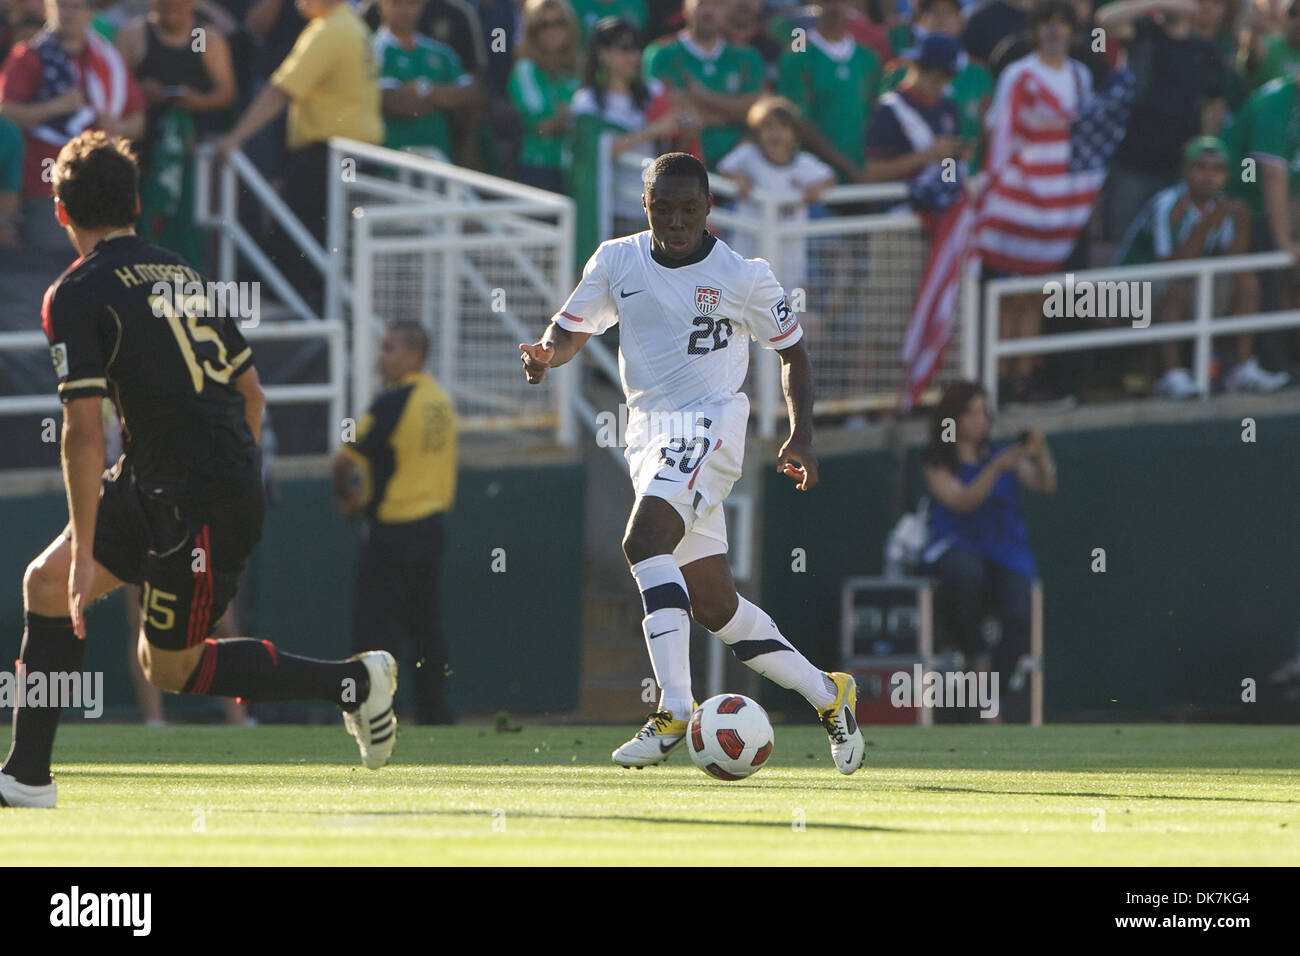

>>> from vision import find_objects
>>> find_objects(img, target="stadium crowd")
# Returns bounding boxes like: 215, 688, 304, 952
2, 0, 1298, 402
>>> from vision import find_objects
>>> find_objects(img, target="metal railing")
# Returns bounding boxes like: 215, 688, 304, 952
0, 144, 351, 459
972, 252, 1300, 410
0, 320, 347, 432
194, 144, 324, 323
331, 139, 581, 438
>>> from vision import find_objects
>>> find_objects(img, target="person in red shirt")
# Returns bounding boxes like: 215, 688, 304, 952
0, 0, 145, 251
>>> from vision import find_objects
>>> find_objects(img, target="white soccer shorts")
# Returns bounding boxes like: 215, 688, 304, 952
624, 399, 748, 567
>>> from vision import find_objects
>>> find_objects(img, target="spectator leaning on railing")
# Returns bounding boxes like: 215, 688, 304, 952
0, 0, 145, 253
1115, 135, 1288, 396
921, 380, 1055, 723
217, 0, 383, 303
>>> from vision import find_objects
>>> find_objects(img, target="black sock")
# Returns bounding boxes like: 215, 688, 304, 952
2, 613, 84, 787
180, 638, 370, 710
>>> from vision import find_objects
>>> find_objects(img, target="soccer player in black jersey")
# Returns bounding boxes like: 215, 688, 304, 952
0, 132, 398, 809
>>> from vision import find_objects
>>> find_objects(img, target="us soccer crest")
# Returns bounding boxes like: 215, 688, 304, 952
695, 286, 722, 316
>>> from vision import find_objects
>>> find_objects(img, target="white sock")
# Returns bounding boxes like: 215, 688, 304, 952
630, 555, 693, 719
713, 596, 837, 710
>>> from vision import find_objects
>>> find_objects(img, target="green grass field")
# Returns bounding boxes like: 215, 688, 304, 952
2, 723, 1297, 865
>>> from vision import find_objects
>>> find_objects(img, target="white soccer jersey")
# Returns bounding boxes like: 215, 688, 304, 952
552, 231, 802, 415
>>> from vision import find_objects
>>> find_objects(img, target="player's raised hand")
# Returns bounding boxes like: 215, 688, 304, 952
777, 438, 819, 492
68, 550, 96, 640
519, 340, 555, 384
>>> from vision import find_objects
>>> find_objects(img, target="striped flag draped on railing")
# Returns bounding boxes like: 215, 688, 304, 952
901, 67, 1135, 407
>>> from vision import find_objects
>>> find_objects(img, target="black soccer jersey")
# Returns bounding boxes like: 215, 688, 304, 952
42, 233, 258, 497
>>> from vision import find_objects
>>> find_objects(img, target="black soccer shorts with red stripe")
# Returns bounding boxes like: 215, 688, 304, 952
66, 458, 264, 650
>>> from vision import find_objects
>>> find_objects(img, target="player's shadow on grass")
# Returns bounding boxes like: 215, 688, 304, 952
302, 806, 913, 833
909, 784, 1300, 804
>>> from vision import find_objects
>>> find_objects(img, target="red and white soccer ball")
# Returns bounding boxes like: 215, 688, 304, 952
687, 694, 774, 781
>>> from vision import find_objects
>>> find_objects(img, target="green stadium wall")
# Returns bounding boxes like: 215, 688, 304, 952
0, 463, 585, 722
755, 412, 1300, 721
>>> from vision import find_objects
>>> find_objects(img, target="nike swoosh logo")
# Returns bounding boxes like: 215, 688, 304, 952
648, 630, 674, 639
620, 289, 644, 298
843, 748, 855, 765
656, 476, 679, 483
659, 739, 677, 752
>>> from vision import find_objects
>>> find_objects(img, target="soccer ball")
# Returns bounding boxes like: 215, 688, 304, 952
687, 694, 774, 781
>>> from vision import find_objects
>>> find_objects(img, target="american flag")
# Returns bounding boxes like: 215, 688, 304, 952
30, 28, 132, 147
901, 66, 1135, 407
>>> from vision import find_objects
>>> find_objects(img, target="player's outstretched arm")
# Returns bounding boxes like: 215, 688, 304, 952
519, 322, 591, 385
776, 340, 819, 492
61, 397, 107, 638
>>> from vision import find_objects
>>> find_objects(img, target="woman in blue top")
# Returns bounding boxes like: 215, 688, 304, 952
922, 382, 1056, 713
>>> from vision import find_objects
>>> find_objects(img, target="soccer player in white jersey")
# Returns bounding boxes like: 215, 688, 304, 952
519, 152, 864, 774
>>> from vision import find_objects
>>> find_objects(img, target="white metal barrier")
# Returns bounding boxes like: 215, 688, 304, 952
0, 144, 348, 460
194, 144, 322, 323
0, 320, 347, 431
327, 139, 582, 438
605, 146, 953, 435
972, 252, 1300, 411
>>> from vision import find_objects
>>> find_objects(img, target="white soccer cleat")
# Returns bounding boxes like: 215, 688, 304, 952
818, 672, 865, 775
1153, 367, 1200, 399
1225, 357, 1290, 394
611, 708, 691, 768
0, 771, 57, 808
343, 651, 398, 770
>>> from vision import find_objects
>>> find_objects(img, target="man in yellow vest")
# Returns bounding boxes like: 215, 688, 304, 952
333, 322, 457, 724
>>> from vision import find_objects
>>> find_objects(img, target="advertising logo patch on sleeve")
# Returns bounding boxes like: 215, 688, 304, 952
771, 298, 793, 333
50, 343, 69, 379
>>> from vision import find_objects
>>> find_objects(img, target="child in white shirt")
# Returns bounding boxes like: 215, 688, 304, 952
717, 96, 835, 290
